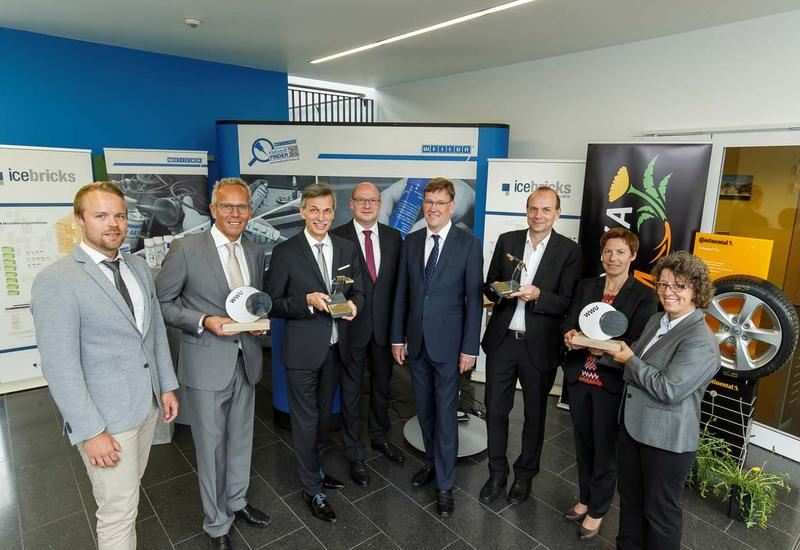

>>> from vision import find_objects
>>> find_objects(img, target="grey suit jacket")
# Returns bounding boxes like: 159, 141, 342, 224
31, 246, 178, 445
622, 309, 720, 453
155, 231, 266, 391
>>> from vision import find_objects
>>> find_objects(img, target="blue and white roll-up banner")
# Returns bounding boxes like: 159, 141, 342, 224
104, 148, 211, 253
216, 122, 509, 259
216, 121, 508, 418
0, 144, 93, 393
476, 159, 586, 380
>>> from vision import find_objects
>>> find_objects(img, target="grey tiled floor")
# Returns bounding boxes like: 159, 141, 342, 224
2, 359, 800, 549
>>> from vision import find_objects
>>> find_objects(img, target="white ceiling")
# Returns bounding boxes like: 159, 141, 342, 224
2, 0, 799, 88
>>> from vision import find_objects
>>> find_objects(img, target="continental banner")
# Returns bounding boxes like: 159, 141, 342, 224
693, 232, 773, 280
578, 143, 712, 283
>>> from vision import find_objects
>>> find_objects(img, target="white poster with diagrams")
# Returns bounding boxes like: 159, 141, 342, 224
104, 148, 211, 253
476, 159, 586, 380
0, 144, 92, 392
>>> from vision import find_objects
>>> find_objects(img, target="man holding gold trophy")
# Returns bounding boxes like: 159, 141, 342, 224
480, 187, 581, 506
265, 183, 364, 524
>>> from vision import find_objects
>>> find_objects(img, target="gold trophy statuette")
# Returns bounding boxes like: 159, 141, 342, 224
491, 253, 525, 297
327, 275, 355, 318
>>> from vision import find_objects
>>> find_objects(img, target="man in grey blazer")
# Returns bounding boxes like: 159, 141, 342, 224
156, 178, 269, 550
32, 182, 179, 550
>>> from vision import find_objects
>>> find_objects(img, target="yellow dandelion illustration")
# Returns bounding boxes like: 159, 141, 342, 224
608, 166, 629, 202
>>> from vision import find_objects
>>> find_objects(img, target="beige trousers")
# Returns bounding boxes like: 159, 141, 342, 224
78, 401, 159, 550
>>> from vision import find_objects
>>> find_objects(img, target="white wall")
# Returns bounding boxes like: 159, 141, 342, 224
376, 10, 800, 159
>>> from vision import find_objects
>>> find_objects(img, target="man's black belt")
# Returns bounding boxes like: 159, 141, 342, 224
507, 330, 527, 340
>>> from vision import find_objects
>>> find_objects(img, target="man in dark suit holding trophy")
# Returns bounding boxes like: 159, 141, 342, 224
480, 186, 581, 505
265, 183, 364, 524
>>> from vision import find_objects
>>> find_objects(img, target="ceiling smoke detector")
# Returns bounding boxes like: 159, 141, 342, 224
184, 18, 202, 29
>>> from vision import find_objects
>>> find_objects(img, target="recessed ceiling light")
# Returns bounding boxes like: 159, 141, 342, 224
310, 0, 538, 64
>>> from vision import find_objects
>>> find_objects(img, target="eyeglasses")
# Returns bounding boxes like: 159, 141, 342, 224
216, 203, 251, 214
352, 198, 380, 206
654, 282, 691, 292
423, 199, 453, 208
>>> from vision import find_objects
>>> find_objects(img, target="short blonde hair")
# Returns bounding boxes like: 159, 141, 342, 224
73, 182, 125, 216
211, 177, 252, 205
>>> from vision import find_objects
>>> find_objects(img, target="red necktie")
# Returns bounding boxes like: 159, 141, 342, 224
363, 229, 377, 282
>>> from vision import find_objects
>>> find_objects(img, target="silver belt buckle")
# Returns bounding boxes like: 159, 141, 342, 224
513, 330, 526, 340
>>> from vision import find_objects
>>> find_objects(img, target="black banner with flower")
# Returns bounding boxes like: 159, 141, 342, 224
578, 143, 712, 284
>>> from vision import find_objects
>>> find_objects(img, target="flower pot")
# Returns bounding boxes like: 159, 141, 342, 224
727, 485, 752, 523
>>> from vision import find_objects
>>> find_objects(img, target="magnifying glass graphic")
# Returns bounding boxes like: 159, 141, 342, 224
248, 138, 273, 166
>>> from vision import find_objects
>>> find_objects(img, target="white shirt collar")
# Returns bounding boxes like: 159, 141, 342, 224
426, 220, 452, 242
659, 309, 695, 332
353, 218, 379, 237
80, 241, 122, 264
210, 224, 242, 249
527, 230, 552, 250
304, 228, 332, 248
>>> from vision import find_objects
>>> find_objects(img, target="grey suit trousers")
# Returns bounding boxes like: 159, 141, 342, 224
186, 356, 254, 537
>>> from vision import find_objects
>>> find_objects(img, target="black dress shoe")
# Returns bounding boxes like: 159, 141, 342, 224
437, 489, 455, 517
350, 460, 370, 486
235, 504, 271, 528
208, 534, 233, 549
410, 466, 436, 488
506, 478, 532, 504
321, 472, 345, 490
478, 477, 507, 504
303, 493, 338, 523
371, 441, 405, 463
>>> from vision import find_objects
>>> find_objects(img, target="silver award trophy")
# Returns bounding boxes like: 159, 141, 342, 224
571, 301, 628, 352
327, 275, 355, 318
222, 286, 272, 334
491, 253, 526, 297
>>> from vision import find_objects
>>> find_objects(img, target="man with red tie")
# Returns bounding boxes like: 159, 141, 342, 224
332, 182, 405, 486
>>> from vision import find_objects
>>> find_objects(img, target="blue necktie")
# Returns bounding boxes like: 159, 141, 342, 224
425, 234, 440, 286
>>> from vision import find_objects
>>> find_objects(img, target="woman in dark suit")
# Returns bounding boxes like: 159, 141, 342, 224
562, 227, 657, 540
608, 251, 719, 550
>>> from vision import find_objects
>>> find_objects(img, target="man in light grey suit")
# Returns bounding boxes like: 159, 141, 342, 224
31, 182, 179, 550
156, 178, 269, 550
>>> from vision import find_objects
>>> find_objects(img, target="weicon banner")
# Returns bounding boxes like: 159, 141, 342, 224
104, 148, 210, 253
578, 143, 712, 283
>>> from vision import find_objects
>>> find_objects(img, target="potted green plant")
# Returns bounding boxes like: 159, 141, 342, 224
687, 430, 791, 529
722, 462, 790, 528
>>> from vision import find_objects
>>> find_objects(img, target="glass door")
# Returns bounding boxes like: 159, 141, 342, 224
702, 131, 800, 460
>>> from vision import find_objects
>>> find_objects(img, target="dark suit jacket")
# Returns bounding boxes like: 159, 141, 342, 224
390, 224, 483, 363
264, 232, 364, 370
561, 276, 658, 393
331, 220, 402, 348
481, 229, 581, 371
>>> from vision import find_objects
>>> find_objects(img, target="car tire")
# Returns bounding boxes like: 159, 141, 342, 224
706, 275, 799, 380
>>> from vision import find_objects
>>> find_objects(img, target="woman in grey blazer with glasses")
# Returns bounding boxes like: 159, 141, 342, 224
607, 251, 720, 550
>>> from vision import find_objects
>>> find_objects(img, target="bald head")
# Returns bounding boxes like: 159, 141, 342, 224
350, 181, 381, 228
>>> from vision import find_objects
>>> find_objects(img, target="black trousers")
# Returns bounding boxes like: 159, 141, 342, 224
616, 422, 695, 550
284, 345, 342, 497
485, 333, 557, 480
340, 335, 394, 461
568, 381, 622, 518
